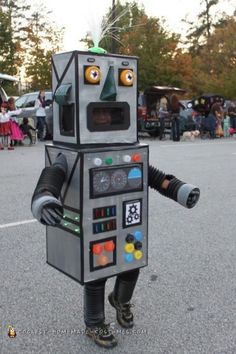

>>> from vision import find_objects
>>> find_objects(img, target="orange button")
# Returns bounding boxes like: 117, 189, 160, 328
104, 241, 115, 252
132, 154, 141, 162
97, 255, 109, 266
92, 244, 103, 255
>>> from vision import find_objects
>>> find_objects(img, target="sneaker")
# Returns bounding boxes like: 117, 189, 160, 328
108, 292, 134, 329
86, 323, 117, 349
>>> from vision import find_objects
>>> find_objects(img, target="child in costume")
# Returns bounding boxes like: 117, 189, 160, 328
20, 117, 37, 144
223, 113, 230, 137
8, 97, 24, 145
31, 49, 200, 349
0, 102, 14, 150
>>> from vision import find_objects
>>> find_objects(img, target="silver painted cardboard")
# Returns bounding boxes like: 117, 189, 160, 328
52, 51, 138, 146
46, 144, 148, 284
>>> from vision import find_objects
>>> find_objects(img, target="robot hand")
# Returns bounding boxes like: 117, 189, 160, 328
172, 181, 200, 209
149, 165, 200, 208
32, 194, 63, 226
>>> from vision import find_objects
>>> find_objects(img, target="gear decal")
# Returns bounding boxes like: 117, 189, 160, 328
124, 199, 142, 227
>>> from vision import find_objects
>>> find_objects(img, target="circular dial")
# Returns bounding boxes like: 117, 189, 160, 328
93, 171, 110, 193
110, 169, 128, 190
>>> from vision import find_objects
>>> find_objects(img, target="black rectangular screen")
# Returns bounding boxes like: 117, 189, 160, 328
87, 102, 130, 132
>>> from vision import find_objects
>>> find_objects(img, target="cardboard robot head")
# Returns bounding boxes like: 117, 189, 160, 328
52, 50, 138, 146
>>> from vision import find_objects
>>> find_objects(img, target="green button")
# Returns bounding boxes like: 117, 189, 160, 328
105, 157, 113, 165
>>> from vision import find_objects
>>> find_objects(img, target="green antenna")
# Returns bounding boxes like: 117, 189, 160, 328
88, 46, 107, 54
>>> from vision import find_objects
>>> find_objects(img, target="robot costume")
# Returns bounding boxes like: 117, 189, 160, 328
31, 49, 200, 348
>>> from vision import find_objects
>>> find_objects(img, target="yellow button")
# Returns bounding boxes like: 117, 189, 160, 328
134, 250, 143, 260
124, 243, 134, 253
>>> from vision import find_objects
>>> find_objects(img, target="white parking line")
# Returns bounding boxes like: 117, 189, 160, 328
159, 141, 236, 147
0, 219, 37, 229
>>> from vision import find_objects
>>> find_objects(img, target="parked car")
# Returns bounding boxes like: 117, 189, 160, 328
15, 91, 53, 139
138, 86, 186, 137
0, 73, 18, 104
189, 93, 225, 116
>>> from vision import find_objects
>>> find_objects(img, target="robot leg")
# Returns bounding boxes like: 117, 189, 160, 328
108, 269, 140, 328
84, 279, 117, 348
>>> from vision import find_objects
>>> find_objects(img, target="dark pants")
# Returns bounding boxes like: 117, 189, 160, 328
171, 115, 180, 141
159, 117, 165, 140
37, 116, 46, 139
84, 269, 139, 328
230, 117, 236, 130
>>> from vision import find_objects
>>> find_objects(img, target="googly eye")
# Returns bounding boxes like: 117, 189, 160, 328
119, 69, 134, 86
84, 66, 101, 84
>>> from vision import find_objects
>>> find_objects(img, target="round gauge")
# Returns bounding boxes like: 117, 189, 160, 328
111, 169, 128, 190
93, 171, 110, 193
128, 167, 142, 188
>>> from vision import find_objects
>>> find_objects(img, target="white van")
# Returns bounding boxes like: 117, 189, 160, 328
0, 73, 18, 104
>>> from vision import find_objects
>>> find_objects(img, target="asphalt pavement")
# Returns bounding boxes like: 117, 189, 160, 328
0, 137, 236, 354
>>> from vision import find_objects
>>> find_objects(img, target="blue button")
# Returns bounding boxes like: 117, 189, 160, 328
124, 253, 134, 263
134, 230, 142, 241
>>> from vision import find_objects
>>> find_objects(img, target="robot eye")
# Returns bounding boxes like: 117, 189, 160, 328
84, 66, 101, 84
119, 69, 134, 86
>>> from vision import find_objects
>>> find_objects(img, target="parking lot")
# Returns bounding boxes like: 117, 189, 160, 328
0, 137, 236, 354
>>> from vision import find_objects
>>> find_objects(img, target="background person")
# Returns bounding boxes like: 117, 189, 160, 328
169, 94, 183, 141
158, 96, 169, 140
223, 112, 230, 137
202, 103, 222, 139
34, 90, 46, 141
228, 102, 236, 132
8, 96, 24, 146
0, 102, 14, 150
20, 117, 37, 145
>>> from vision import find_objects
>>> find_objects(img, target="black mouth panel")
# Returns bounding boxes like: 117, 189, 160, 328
87, 102, 130, 132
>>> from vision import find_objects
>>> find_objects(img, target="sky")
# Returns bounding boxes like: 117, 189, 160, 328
31, 0, 235, 51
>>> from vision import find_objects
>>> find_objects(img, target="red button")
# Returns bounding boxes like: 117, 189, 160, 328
132, 154, 141, 162
92, 244, 103, 255
104, 241, 115, 252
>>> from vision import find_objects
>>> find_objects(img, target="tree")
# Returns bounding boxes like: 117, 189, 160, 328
23, 8, 64, 90
0, 0, 30, 75
184, 0, 220, 54
82, 1, 188, 91
0, 1, 64, 91
0, 7, 13, 73
192, 13, 236, 98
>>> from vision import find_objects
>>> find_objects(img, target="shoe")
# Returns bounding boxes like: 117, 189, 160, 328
0, 146, 4, 150
86, 323, 117, 349
108, 292, 134, 329
7, 146, 14, 150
